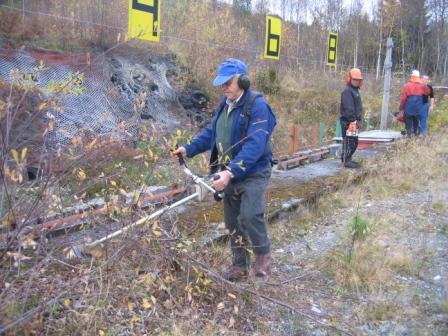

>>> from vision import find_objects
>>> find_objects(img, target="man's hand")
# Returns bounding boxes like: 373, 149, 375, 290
211, 170, 232, 191
171, 146, 187, 158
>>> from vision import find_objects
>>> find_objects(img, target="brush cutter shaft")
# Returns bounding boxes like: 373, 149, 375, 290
182, 167, 216, 194
67, 154, 223, 255
177, 153, 222, 201
85, 192, 199, 248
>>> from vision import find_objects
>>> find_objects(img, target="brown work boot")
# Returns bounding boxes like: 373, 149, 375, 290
222, 265, 248, 282
254, 253, 271, 277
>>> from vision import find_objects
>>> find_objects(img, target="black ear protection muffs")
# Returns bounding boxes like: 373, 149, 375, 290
237, 74, 251, 90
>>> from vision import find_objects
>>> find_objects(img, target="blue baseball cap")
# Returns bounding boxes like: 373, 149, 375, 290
212, 58, 248, 87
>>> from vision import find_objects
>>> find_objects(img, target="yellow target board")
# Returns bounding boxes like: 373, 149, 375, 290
128, 0, 161, 42
264, 16, 282, 60
327, 32, 338, 67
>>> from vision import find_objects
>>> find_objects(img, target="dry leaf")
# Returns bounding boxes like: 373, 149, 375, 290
38, 102, 47, 111
152, 230, 162, 237
21, 147, 28, 160
150, 295, 157, 305
77, 169, 86, 181
20, 237, 37, 249
227, 293, 237, 299
142, 298, 152, 309
128, 302, 134, 311
11, 149, 19, 163
85, 139, 97, 150
217, 302, 225, 310
229, 316, 235, 328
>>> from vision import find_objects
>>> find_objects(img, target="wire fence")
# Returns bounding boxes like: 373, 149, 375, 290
0, 1, 394, 77
0, 0, 412, 161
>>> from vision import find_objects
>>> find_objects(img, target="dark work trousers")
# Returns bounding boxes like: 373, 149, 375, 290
405, 114, 420, 136
223, 166, 271, 269
340, 119, 359, 163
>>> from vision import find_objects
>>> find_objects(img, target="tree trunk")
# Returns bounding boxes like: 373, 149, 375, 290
444, 46, 448, 81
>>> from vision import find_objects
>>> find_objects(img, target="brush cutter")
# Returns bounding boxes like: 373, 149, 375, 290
176, 153, 223, 202
65, 154, 223, 261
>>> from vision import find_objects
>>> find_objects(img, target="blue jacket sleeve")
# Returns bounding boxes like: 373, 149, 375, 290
340, 89, 356, 122
229, 97, 274, 179
183, 122, 213, 158
183, 98, 225, 158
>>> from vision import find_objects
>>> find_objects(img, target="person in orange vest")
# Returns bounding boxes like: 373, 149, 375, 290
398, 70, 430, 136
339, 68, 363, 168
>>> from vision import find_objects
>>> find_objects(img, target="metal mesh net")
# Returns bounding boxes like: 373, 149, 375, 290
0, 49, 182, 150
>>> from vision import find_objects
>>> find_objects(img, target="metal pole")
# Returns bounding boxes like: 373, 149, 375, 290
22, 0, 25, 26
319, 122, 325, 147
380, 37, 393, 130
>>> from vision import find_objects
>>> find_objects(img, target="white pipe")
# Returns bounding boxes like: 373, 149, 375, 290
182, 167, 216, 194
84, 192, 199, 248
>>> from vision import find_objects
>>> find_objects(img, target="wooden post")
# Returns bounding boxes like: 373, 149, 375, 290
288, 124, 298, 154
298, 124, 304, 150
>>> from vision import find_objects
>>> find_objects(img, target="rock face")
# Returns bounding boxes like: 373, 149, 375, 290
107, 52, 182, 126
108, 52, 210, 129
177, 84, 209, 127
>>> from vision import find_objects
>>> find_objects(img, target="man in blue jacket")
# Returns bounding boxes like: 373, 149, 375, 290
172, 58, 276, 281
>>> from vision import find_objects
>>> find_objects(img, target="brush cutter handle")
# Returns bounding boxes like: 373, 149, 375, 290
212, 174, 223, 201
176, 151, 222, 202
176, 152, 186, 166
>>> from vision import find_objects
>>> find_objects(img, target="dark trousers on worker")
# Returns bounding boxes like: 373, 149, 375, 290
405, 114, 420, 136
340, 120, 358, 163
223, 166, 271, 269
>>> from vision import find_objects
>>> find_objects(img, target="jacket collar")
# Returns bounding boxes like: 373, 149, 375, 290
233, 90, 250, 109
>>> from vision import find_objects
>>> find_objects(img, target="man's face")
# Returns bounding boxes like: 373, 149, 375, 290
351, 78, 361, 88
221, 76, 243, 101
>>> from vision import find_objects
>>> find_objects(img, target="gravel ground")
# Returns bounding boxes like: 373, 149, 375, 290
252, 185, 448, 336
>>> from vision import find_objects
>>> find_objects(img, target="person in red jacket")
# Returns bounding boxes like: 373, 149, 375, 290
399, 70, 430, 136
